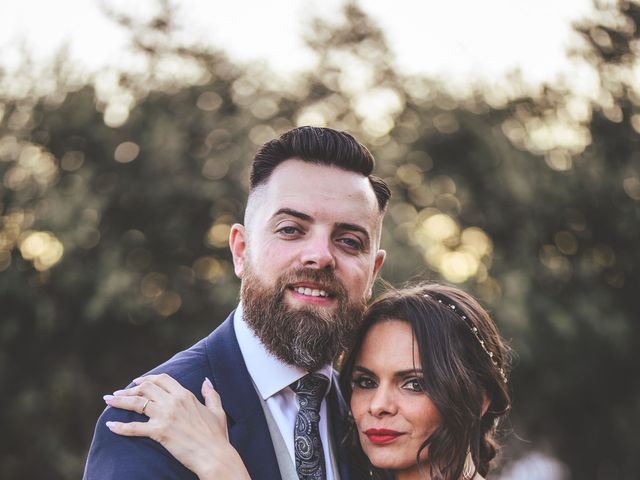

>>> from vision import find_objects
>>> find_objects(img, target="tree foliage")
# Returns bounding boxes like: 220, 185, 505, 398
1, 1, 639, 478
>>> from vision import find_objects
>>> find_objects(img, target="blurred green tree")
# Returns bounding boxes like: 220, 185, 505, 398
1, 1, 639, 479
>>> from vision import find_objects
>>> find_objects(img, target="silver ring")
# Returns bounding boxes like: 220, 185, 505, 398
141, 398, 150, 415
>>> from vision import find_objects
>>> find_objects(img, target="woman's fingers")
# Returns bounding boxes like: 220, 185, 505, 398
104, 375, 247, 478
104, 394, 154, 416
201, 377, 228, 441
112, 373, 191, 401
113, 376, 166, 402
105, 376, 174, 418
105, 420, 151, 437
201, 377, 222, 412
133, 373, 183, 395
105, 374, 203, 422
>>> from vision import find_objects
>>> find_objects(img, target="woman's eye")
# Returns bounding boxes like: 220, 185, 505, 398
352, 376, 377, 389
403, 379, 424, 392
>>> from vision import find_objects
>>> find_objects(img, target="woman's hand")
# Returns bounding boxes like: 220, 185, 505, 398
103, 374, 250, 480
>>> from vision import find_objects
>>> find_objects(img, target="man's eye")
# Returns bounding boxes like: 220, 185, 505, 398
352, 375, 377, 389
338, 237, 363, 250
278, 226, 300, 236
402, 379, 424, 392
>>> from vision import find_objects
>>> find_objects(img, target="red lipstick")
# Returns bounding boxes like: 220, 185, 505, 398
364, 428, 403, 445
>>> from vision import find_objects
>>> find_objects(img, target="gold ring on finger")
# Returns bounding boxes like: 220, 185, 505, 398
141, 398, 150, 415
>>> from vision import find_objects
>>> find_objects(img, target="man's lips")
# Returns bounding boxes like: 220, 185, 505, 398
364, 428, 404, 445
287, 283, 334, 299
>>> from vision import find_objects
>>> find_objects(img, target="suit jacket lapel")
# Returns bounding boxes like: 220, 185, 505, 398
205, 313, 281, 480
328, 372, 353, 480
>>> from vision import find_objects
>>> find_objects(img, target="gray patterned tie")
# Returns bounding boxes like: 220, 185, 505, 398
290, 373, 329, 480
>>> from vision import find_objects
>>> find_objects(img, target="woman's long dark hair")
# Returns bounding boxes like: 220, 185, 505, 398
339, 283, 511, 480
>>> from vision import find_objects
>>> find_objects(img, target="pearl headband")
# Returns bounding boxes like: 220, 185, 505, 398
427, 295, 508, 384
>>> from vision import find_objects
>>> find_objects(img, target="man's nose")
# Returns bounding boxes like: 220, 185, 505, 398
368, 384, 398, 417
300, 235, 336, 270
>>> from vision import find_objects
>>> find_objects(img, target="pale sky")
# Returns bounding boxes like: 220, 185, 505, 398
0, 0, 598, 93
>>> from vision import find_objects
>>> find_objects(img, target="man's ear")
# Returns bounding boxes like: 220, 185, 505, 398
367, 249, 386, 298
229, 223, 247, 278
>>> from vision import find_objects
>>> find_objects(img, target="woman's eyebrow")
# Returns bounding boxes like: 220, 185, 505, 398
396, 369, 424, 377
353, 366, 424, 377
352, 365, 376, 376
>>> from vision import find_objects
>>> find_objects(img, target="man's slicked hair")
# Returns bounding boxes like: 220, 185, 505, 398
250, 126, 391, 211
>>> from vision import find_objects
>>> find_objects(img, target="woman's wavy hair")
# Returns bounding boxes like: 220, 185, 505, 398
339, 282, 511, 480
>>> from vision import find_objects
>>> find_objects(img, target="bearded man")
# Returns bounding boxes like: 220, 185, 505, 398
84, 126, 390, 480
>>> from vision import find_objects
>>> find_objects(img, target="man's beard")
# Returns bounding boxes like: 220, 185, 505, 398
241, 264, 367, 371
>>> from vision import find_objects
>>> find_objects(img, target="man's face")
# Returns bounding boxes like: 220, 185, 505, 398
230, 158, 386, 370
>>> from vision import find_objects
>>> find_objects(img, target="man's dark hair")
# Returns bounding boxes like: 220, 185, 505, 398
250, 126, 391, 211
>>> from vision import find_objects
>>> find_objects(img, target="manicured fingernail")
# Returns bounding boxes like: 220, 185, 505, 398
106, 421, 115, 429
113, 390, 124, 396
204, 377, 213, 389
103, 395, 115, 401
133, 377, 143, 385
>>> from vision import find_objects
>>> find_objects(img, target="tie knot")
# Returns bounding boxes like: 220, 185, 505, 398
290, 373, 329, 409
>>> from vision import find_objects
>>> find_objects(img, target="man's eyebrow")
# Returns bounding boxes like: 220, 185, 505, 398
271, 209, 371, 240
271, 208, 312, 221
336, 222, 370, 240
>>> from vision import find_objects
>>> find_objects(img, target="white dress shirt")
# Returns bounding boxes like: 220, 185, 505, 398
233, 304, 335, 480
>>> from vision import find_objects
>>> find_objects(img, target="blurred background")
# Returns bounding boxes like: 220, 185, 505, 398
1, 0, 638, 478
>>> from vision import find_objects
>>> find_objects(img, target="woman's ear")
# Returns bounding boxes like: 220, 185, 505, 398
481, 392, 491, 417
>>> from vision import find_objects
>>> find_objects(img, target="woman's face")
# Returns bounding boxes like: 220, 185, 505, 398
350, 319, 442, 474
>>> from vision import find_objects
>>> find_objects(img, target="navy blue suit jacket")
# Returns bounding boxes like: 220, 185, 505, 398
84, 312, 353, 479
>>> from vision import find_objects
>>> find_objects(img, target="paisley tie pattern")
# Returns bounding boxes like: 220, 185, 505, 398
290, 373, 329, 480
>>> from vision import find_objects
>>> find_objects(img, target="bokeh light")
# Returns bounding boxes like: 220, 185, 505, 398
412, 210, 493, 284
18, 230, 64, 271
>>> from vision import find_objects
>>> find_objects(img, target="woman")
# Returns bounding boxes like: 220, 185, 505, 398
338, 283, 510, 479
105, 282, 511, 479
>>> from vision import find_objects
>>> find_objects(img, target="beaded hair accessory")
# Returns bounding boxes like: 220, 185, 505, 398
427, 295, 508, 384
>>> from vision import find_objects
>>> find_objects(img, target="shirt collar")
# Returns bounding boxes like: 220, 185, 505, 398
233, 303, 333, 400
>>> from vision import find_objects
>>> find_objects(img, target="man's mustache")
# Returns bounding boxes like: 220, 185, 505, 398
276, 268, 347, 299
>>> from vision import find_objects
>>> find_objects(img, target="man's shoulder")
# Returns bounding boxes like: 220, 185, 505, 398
137, 311, 238, 394
143, 334, 212, 394
84, 313, 237, 479
92, 312, 239, 433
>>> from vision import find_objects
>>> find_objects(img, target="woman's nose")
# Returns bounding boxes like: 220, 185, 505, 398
368, 385, 398, 417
